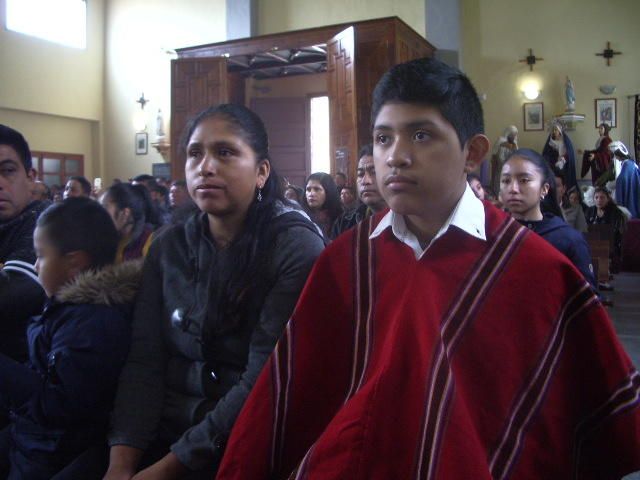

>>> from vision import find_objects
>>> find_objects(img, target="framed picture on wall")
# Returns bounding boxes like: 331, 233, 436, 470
135, 132, 148, 155
523, 102, 544, 131
595, 98, 617, 128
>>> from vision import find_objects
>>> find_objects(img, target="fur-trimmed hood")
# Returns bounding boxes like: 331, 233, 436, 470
56, 259, 143, 306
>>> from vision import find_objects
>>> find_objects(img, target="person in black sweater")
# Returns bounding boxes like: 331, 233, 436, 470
501, 148, 596, 292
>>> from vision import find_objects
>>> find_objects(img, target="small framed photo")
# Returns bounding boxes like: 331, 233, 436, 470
595, 98, 617, 128
135, 132, 148, 155
523, 102, 544, 131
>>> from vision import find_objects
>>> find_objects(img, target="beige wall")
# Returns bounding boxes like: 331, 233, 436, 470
0, 108, 98, 181
246, 73, 327, 102
257, 0, 425, 37
461, 0, 640, 174
103, 0, 226, 183
0, 0, 104, 179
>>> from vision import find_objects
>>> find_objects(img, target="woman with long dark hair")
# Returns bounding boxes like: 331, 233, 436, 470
302, 172, 342, 240
501, 148, 596, 291
103, 104, 325, 480
100, 183, 157, 263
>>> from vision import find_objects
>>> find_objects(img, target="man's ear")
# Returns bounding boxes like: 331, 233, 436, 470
464, 134, 491, 173
26, 168, 37, 182
64, 250, 92, 277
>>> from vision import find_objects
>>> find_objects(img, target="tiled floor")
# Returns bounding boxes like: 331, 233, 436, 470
606, 273, 640, 480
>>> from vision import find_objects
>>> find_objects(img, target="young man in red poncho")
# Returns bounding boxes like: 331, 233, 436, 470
216, 58, 640, 480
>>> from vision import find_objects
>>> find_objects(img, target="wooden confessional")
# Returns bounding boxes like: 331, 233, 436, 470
170, 16, 435, 181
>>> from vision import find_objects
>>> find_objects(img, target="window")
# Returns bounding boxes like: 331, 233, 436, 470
31, 151, 84, 187
309, 95, 330, 174
6, 0, 86, 49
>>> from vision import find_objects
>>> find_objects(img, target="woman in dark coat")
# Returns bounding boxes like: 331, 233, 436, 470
104, 104, 325, 480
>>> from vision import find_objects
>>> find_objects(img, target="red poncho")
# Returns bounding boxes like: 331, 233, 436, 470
217, 205, 640, 480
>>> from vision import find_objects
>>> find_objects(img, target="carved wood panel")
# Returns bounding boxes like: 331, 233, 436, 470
170, 57, 229, 179
327, 27, 357, 181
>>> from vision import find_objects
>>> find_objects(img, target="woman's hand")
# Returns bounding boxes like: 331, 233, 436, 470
131, 452, 188, 480
103, 445, 143, 480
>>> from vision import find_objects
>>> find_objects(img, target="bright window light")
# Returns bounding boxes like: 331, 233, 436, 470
310, 96, 330, 174
6, 0, 86, 49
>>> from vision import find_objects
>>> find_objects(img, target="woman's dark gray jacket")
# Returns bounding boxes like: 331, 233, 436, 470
108, 206, 325, 471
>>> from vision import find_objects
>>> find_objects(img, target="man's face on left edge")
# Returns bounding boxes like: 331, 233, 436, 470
0, 145, 35, 221
372, 102, 470, 220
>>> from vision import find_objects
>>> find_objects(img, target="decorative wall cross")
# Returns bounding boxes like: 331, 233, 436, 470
519, 49, 543, 71
136, 93, 149, 110
596, 41, 622, 66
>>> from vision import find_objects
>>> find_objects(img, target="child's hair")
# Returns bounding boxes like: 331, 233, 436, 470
68, 175, 92, 196
37, 197, 119, 269
0, 124, 32, 171
371, 57, 484, 148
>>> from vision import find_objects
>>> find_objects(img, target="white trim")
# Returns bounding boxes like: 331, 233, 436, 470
2, 260, 41, 285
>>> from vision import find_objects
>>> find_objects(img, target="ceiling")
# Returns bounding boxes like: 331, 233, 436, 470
227, 44, 327, 79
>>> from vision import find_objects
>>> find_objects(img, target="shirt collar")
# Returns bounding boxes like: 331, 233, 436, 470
370, 183, 486, 260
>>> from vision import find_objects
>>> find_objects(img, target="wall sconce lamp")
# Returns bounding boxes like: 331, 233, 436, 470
522, 84, 541, 100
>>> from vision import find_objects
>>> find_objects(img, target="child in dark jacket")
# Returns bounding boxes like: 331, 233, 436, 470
0, 197, 141, 480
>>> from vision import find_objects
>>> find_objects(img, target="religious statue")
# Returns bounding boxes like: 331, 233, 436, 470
491, 125, 518, 193
542, 121, 578, 192
155, 108, 166, 139
565, 76, 576, 112
581, 123, 613, 185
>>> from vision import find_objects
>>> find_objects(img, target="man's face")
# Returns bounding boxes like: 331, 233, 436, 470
356, 154, 386, 211
0, 145, 35, 221
372, 102, 470, 222
63, 179, 87, 199
340, 187, 355, 207
169, 184, 190, 208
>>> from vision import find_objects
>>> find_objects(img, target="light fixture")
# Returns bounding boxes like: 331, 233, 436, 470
523, 84, 540, 100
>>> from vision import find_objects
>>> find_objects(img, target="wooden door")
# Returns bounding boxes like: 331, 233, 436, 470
251, 97, 309, 188
170, 57, 230, 179
327, 27, 358, 182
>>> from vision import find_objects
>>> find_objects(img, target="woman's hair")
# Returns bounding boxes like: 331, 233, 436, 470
505, 148, 563, 218
598, 123, 611, 135
594, 186, 617, 209
102, 182, 156, 233
37, 197, 119, 269
181, 104, 287, 330
302, 172, 342, 220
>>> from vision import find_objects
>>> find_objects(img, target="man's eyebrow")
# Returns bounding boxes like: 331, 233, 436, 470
373, 120, 439, 131
0, 158, 20, 167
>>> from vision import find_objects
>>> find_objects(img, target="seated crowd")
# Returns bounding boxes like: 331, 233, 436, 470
1, 57, 639, 480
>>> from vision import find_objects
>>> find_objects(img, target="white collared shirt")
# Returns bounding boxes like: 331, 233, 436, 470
369, 183, 486, 260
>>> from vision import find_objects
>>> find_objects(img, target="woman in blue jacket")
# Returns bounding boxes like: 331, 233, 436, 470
500, 148, 596, 292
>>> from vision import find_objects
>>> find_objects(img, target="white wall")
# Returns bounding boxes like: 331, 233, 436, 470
103, 0, 227, 183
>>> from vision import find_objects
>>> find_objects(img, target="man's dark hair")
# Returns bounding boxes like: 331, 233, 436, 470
132, 174, 154, 183
150, 183, 168, 198
68, 176, 92, 196
466, 173, 481, 184
334, 172, 347, 180
359, 143, 373, 158
0, 124, 32, 171
341, 186, 355, 195
171, 180, 187, 188
36, 197, 119, 269
371, 57, 484, 148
